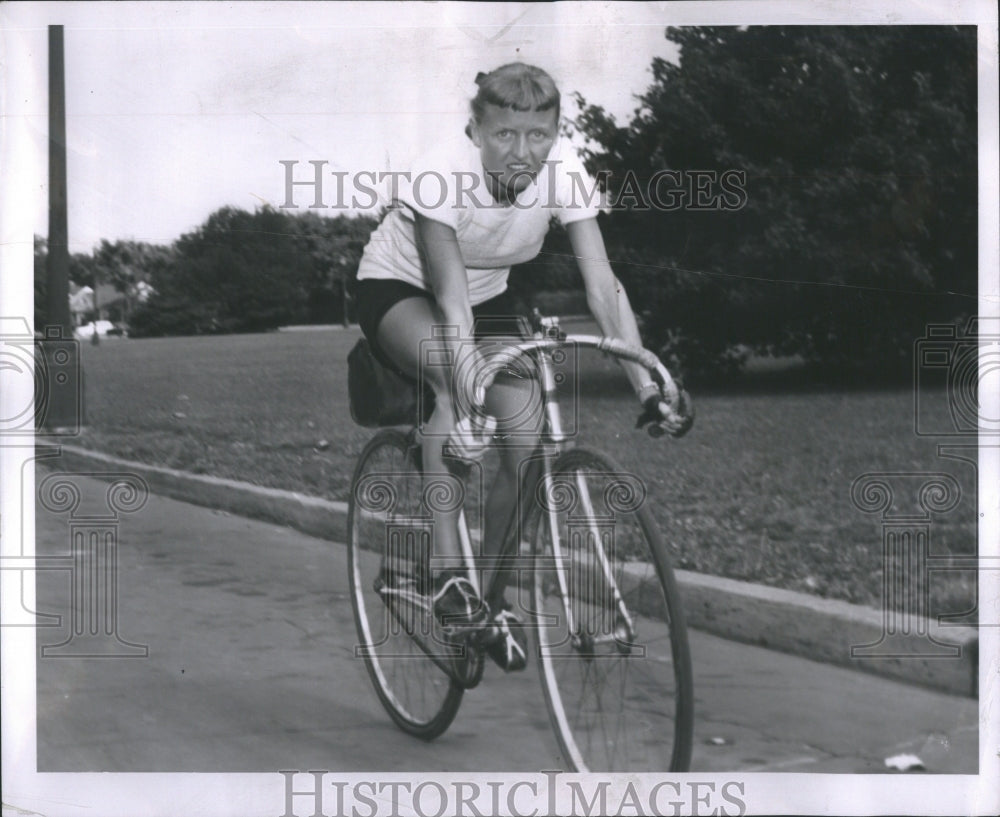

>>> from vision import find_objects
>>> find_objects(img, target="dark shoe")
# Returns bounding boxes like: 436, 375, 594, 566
485, 604, 528, 672
432, 573, 487, 631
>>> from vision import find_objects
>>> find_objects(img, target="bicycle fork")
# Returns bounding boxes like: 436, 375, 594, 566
540, 467, 636, 652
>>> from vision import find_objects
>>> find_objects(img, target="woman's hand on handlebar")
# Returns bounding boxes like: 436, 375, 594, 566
445, 410, 497, 463
444, 347, 498, 463
636, 381, 695, 438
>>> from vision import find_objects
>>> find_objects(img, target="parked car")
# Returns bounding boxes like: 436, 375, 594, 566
73, 320, 117, 339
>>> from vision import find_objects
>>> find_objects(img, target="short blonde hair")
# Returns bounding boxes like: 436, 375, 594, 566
469, 63, 560, 125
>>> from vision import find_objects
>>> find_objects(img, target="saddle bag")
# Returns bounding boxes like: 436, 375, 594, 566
347, 338, 425, 427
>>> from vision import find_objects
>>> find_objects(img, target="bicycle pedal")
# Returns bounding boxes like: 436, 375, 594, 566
477, 624, 503, 646
438, 611, 491, 639
375, 579, 431, 612
438, 615, 486, 636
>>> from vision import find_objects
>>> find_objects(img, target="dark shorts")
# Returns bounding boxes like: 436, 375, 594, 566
354, 278, 531, 373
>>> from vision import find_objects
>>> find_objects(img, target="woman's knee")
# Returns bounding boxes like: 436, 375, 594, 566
375, 297, 453, 395
486, 374, 543, 436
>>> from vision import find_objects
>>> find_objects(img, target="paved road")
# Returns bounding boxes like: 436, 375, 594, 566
31, 471, 977, 773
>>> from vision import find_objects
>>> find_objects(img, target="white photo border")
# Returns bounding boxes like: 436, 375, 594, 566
1, 2, 997, 815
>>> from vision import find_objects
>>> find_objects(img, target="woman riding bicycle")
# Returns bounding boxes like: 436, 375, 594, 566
354, 62, 681, 672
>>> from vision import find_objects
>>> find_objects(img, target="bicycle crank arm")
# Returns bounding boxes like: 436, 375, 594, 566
379, 596, 480, 684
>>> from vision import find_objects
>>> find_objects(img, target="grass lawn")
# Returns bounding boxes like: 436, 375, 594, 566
69, 325, 979, 620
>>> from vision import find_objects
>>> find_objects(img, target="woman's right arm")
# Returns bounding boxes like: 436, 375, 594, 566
414, 213, 494, 415
414, 213, 474, 338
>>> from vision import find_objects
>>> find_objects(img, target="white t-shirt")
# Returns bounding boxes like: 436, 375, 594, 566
356, 134, 604, 305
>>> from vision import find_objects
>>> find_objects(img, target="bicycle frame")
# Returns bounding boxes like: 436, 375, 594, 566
451, 328, 673, 654
349, 323, 694, 765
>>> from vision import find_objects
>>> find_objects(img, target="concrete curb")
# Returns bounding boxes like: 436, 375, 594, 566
41, 443, 977, 698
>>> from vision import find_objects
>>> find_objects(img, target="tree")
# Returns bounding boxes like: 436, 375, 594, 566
572, 26, 977, 377
508, 224, 583, 304
128, 206, 377, 337
291, 210, 377, 323
157, 205, 312, 333
89, 240, 166, 322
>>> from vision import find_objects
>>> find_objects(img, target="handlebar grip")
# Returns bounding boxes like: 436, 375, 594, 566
444, 411, 497, 463
647, 421, 668, 439
636, 389, 695, 439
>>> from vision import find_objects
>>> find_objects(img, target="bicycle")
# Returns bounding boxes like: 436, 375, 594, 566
346, 312, 694, 772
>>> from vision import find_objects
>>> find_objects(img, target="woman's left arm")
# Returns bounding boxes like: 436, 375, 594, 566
566, 217, 659, 399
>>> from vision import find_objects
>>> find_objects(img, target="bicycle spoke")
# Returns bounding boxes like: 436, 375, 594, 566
534, 447, 693, 772
347, 430, 465, 739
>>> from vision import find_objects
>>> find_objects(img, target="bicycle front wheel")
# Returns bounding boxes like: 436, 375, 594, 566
529, 446, 694, 771
347, 429, 464, 740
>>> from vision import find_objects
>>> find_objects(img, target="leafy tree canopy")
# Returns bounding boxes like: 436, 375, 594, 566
117, 207, 375, 337
571, 25, 977, 376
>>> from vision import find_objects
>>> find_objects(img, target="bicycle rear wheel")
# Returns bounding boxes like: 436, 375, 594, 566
347, 429, 464, 740
529, 446, 694, 771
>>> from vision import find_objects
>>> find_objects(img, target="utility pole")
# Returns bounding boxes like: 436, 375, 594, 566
46, 25, 70, 333
41, 23, 84, 431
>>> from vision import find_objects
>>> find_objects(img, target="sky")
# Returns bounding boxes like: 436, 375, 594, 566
7, 2, 687, 253
7, 1, 991, 255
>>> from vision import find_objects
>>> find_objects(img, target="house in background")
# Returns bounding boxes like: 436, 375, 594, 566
68, 280, 155, 331
69, 282, 118, 326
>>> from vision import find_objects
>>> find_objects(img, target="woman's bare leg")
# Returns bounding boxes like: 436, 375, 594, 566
481, 347, 544, 599
374, 297, 462, 564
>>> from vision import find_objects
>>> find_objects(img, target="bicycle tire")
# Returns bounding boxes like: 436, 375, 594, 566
528, 446, 694, 772
347, 428, 464, 740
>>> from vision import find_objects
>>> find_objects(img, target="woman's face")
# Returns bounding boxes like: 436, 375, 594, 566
469, 103, 559, 200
